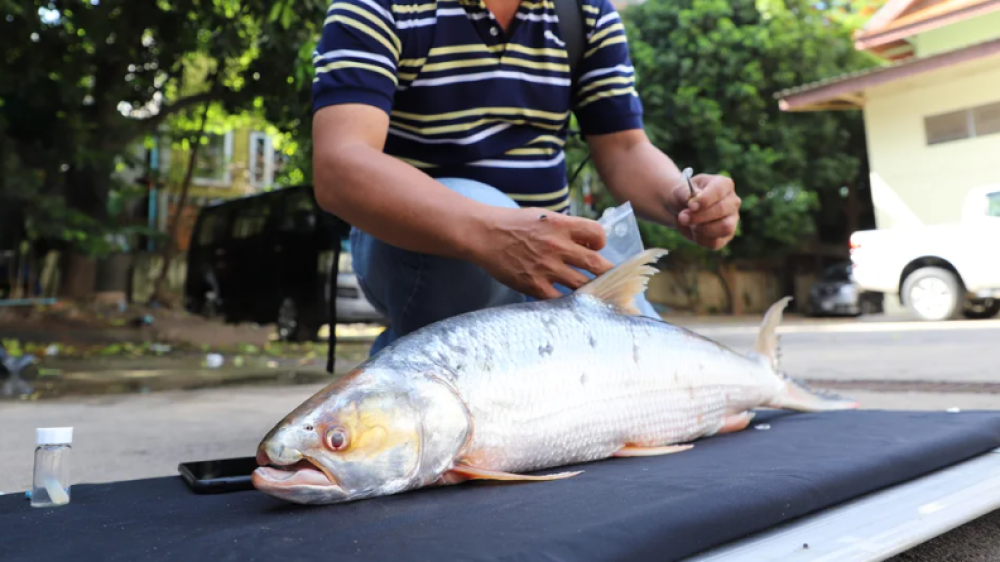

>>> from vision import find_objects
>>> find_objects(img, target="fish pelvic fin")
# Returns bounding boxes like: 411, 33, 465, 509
446, 465, 582, 482
576, 248, 669, 315
613, 444, 693, 457
753, 295, 793, 371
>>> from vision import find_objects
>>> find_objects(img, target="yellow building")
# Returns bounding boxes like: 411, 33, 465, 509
776, 0, 1000, 230
147, 124, 287, 251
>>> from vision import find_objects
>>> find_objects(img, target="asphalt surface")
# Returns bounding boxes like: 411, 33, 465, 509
3, 315, 1000, 561
703, 316, 1000, 385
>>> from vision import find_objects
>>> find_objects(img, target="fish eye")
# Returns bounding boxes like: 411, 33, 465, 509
325, 426, 349, 451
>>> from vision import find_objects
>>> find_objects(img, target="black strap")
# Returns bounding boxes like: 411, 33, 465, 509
326, 239, 341, 375
324, 213, 351, 375
553, 0, 586, 83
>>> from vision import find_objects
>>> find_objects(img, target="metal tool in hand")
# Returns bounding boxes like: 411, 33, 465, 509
666, 168, 698, 218
681, 167, 696, 201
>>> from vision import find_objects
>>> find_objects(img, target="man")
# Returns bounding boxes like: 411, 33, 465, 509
311, 0, 741, 355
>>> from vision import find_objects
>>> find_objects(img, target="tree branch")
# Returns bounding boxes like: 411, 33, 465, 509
133, 91, 220, 135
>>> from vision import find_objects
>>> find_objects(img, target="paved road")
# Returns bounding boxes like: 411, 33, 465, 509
701, 317, 1000, 384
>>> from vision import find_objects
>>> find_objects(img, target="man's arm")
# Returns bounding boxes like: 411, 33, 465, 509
587, 129, 741, 250
313, 104, 490, 261
568, 0, 739, 250
313, 104, 615, 299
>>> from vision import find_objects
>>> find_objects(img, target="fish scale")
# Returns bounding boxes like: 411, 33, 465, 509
252, 248, 859, 505
386, 293, 778, 474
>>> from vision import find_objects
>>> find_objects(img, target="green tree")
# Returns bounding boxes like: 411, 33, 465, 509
0, 0, 324, 276
583, 0, 877, 311
825, 0, 889, 31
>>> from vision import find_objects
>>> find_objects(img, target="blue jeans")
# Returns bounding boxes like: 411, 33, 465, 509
350, 178, 660, 356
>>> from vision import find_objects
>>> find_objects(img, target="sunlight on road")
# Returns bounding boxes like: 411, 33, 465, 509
318, 323, 386, 340
694, 318, 1000, 336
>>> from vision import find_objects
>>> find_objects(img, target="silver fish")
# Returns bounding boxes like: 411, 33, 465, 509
252, 248, 857, 504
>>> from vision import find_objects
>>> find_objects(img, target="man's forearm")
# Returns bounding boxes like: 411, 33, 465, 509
314, 142, 496, 261
589, 134, 685, 228
588, 129, 741, 250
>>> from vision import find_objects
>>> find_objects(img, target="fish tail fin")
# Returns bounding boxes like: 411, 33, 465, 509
750, 296, 859, 412
769, 372, 859, 412
752, 295, 792, 371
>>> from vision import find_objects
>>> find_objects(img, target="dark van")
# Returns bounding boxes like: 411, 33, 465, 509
183, 185, 385, 342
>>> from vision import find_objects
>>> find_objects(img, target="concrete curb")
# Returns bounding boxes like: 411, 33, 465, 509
7, 363, 361, 400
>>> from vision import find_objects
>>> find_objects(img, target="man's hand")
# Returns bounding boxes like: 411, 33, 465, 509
587, 129, 741, 251
667, 174, 740, 251
469, 207, 616, 300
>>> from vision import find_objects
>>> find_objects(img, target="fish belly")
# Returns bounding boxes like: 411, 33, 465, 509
444, 296, 776, 474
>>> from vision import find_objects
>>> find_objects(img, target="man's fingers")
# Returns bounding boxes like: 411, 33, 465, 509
562, 215, 607, 250
563, 246, 615, 277
689, 174, 733, 213
551, 264, 591, 291
531, 279, 564, 300
687, 195, 741, 225
693, 215, 738, 242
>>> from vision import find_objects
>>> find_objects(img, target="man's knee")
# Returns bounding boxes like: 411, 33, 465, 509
395, 255, 522, 334
351, 228, 523, 335
437, 177, 520, 210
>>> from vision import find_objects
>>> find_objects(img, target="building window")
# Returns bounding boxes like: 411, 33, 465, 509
988, 192, 1000, 218
974, 102, 1000, 137
248, 131, 275, 189
273, 150, 289, 185
925, 101, 1000, 146
193, 132, 234, 187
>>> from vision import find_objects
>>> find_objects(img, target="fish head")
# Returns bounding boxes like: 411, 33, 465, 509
252, 366, 471, 504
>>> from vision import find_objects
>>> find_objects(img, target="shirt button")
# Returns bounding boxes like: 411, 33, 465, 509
490, 27, 499, 36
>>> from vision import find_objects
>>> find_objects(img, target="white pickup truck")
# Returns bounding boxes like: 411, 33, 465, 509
849, 185, 1000, 321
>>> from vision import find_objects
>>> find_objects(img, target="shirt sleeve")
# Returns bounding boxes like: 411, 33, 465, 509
312, 0, 402, 116
571, 0, 644, 135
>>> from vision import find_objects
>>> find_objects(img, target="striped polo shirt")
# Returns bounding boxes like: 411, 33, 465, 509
312, 0, 643, 213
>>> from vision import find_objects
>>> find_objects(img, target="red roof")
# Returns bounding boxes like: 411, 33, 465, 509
855, 0, 1000, 54
775, 37, 1000, 111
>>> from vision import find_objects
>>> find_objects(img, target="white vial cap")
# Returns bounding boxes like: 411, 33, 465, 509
36, 427, 73, 445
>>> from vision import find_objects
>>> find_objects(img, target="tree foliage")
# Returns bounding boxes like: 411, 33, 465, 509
825, 0, 889, 31
599, 0, 878, 260
0, 0, 325, 255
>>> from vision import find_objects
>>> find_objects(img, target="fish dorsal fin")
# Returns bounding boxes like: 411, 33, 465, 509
753, 296, 793, 370
575, 248, 669, 315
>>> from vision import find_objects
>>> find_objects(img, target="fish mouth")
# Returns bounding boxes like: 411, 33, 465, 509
252, 455, 349, 504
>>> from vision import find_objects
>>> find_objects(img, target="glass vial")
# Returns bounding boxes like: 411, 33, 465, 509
32, 427, 73, 508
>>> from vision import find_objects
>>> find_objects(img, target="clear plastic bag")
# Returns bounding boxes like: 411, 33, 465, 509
596, 202, 662, 318
597, 201, 645, 266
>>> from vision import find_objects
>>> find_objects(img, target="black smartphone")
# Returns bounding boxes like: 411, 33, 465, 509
178, 456, 259, 494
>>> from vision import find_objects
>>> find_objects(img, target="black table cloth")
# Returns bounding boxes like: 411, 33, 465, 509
4, 409, 1000, 562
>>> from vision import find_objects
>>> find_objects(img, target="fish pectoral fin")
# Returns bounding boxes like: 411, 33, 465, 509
447, 465, 583, 482
612, 444, 694, 457
575, 248, 669, 315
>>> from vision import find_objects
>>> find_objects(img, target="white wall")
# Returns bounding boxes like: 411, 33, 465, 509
863, 54, 1000, 228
